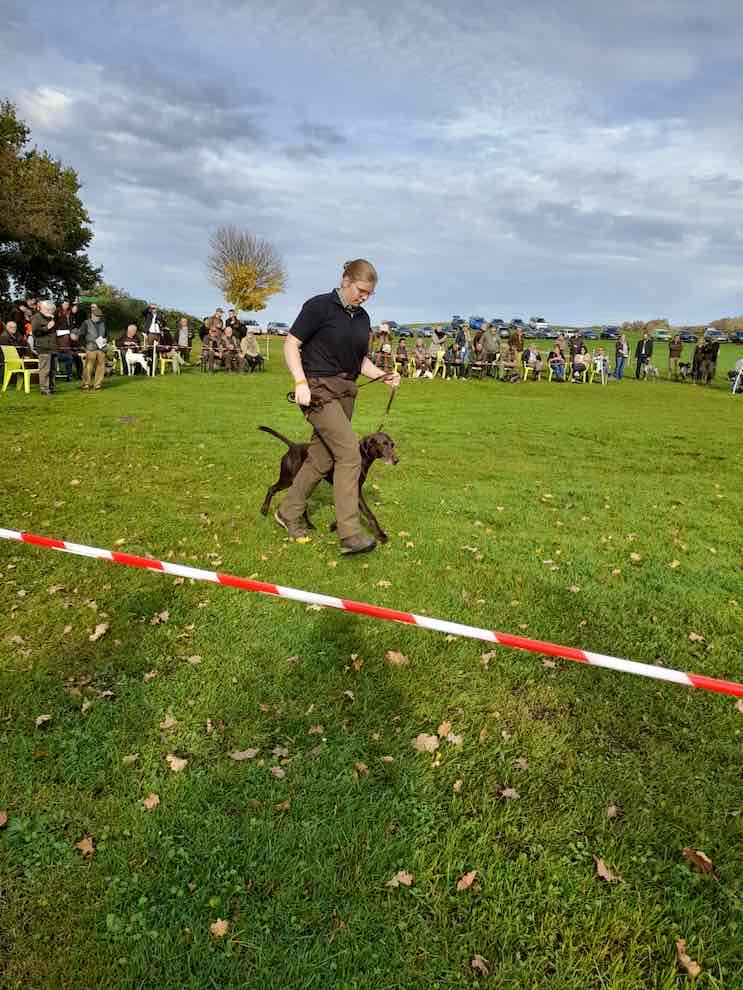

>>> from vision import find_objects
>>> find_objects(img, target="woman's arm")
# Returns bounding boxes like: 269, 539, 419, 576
284, 334, 312, 406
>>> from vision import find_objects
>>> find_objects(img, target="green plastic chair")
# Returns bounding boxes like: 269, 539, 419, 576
1, 345, 39, 394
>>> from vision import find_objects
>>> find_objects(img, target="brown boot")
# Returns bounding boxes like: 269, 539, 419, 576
274, 509, 308, 541
340, 534, 377, 555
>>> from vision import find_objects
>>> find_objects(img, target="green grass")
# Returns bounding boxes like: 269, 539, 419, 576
1, 357, 742, 990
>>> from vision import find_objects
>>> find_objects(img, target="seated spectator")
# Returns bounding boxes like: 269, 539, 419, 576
375, 342, 394, 373
593, 346, 609, 382
522, 344, 543, 377
412, 338, 428, 377
240, 330, 264, 372
445, 342, 463, 378
548, 344, 566, 380
116, 325, 151, 375
157, 326, 186, 372
571, 344, 590, 381
395, 339, 409, 376
202, 326, 223, 371
221, 325, 240, 372
729, 357, 743, 392
460, 339, 471, 378
500, 344, 520, 382
0, 320, 28, 355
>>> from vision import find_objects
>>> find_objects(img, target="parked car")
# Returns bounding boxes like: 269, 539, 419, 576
529, 316, 549, 332
490, 317, 505, 326
729, 330, 743, 344
419, 326, 434, 337
679, 331, 698, 342
522, 327, 540, 338
451, 315, 464, 327
583, 329, 599, 340
386, 321, 399, 330
511, 318, 525, 326
542, 328, 559, 339
267, 321, 290, 335
396, 326, 413, 337
651, 329, 672, 341
601, 326, 620, 340
703, 328, 728, 343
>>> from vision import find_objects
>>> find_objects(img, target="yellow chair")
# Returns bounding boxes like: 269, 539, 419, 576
1, 345, 39, 394
158, 354, 180, 375
111, 349, 124, 375
548, 362, 567, 382
432, 348, 446, 379
522, 359, 542, 381
570, 360, 589, 383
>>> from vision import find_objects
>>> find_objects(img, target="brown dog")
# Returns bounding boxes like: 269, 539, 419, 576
259, 426, 398, 542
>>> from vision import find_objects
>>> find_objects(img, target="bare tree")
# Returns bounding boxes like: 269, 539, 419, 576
206, 226, 286, 312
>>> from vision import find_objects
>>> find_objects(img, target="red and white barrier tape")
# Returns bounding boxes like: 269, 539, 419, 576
2, 527, 741, 699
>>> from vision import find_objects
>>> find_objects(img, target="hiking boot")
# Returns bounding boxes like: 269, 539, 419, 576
339, 533, 377, 555
274, 509, 307, 541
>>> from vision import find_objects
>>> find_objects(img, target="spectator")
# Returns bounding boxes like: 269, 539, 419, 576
30, 300, 57, 396
668, 334, 683, 380
548, 343, 566, 380
728, 356, 743, 391
555, 332, 567, 353
699, 340, 719, 385
0, 320, 27, 355
375, 342, 394, 373
522, 343, 543, 378
509, 327, 524, 351
225, 309, 245, 340
691, 339, 704, 382
221, 325, 240, 372
198, 318, 210, 342
202, 325, 223, 372
482, 322, 500, 369
572, 343, 590, 381
116, 324, 150, 375
240, 330, 264, 372
501, 343, 520, 382
593, 346, 609, 383
569, 331, 584, 357
209, 308, 225, 332
412, 338, 428, 377
635, 332, 653, 379
444, 341, 463, 378
79, 304, 108, 391
142, 303, 167, 346
395, 338, 409, 375
614, 333, 629, 381
176, 317, 192, 361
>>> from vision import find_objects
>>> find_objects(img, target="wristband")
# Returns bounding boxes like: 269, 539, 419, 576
295, 379, 308, 386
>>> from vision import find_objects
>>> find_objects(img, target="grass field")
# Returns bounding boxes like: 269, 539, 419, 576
1, 355, 742, 989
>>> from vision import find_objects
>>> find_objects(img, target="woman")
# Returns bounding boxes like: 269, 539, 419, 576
572, 343, 590, 381
395, 338, 409, 376
275, 259, 400, 555
548, 343, 566, 381
412, 337, 428, 377
614, 333, 629, 381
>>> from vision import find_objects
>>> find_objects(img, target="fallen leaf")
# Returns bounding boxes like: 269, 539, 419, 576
499, 787, 520, 800
186, 655, 202, 666
542, 658, 557, 669
81, 700, 92, 714
273, 799, 291, 813
122, 753, 139, 766
629, 552, 642, 563
481, 650, 496, 669
0, 811, 8, 827
351, 655, 364, 671
150, 610, 170, 625
385, 650, 408, 667
272, 746, 289, 758
159, 712, 178, 731
354, 762, 369, 776
456, 870, 477, 892
611, 568, 622, 576
63, 624, 72, 634
114, 538, 126, 546
376, 579, 391, 588
69, 478, 81, 486
47, 584, 65, 595
593, 855, 622, 883
270, 766, 286, 779
606, 804, 621, 819
514, 757, 529, 771
143, 670, 159, 683
568, 585, 580, 593
385, 870, 414, 888
478, 728, 489, 744
75, 835, 95, 858
206, 719, 214, 734
676, 939, 701, 978
295, 536, 311, 544
437, 721, 452, 738
681, 848, 713, 874
308, 724, 324, 735
142, 792, 160, 812
381, 756, 395, 764
89, 623, 109, 642
412, 733, 439, 753
229, 749, 259, 761
35, 714, 52, 728
471, 954, 490, 977
669, 560, 681, 569
166, 753, 188, 773
501, 729, 512, 742
343, 689, 355, 702
453, 779, 464, 794
688, 632, 705, 643
735, 699, 743, 714
446, 732, 463, 746
210, 918, 230, 939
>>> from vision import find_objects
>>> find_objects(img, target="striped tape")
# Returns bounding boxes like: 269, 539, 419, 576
1, 527, 741, 699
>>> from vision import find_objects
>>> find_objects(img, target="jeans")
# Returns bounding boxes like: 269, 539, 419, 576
57, 353, 76, 380
615, 355, 626, 380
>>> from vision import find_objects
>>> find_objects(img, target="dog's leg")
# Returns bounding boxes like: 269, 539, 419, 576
359, 491, 387, 543
261, 483, 283, 516
302, 510, 315, 531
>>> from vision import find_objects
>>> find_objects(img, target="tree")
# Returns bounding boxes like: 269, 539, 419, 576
0, 100, 100, 308
87, 282, 201, 334
207, 226, 285, 312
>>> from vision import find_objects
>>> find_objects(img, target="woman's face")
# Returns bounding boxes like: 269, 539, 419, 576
342, 277, 375, 306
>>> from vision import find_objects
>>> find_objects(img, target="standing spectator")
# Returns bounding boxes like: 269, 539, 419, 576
481, 322, 500, 368
240, 330, 264, 372
635, 332, 653, 378
509, 327, 524, 351
79, 304, 108, 391
569, 331, 584, 358
699, 340, 719, 385
176, 317, 192, 361
221, 325, 240, 372
198, 318, 210, 342
31, 301, 57, 395
225, 309, 246, 340
614, 333, 629, 381
555, 331, 567, 353
668, 334, 683, 380
116, 325, 150, 375
375, 342, 394, 373
593, 346, 609, 383
691, 339, 704, 382
209, 308, 225, 332
142, 303, 167, 346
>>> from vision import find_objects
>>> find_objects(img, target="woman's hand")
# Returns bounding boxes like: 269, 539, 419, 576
386, 372, 401, 389
294, 383, 312, 407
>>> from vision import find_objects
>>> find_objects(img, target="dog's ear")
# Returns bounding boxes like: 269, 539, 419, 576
359, 437, 371, 461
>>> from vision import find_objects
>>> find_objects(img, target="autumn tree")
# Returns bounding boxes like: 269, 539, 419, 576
206, 226, 285, 313
0, 100, 99, 306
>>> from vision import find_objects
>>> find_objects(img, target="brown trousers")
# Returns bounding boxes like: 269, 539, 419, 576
83, 350, 106, 387
37, 353, 54, 393
279, 375, 361, 539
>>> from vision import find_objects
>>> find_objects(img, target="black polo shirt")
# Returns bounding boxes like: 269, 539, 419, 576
291, 290, 371, 378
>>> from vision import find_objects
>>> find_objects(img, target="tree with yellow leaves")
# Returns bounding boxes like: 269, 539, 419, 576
206, 226, 285, 313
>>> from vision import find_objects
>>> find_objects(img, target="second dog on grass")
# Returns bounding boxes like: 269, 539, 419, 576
259, 426, 398, 543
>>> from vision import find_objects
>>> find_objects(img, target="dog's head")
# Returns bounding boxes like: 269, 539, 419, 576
360, 432, 398, 466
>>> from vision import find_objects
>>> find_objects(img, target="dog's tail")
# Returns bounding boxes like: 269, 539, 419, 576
258, 425, 294, 448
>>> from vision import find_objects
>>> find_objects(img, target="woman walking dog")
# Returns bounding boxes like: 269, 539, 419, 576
275, 259, 400, 555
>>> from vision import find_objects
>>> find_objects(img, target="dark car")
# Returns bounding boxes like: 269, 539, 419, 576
704, 328, 728, 343
386, 321, 399, 329
396, 326, 412, 337
601, 326, 620, 340
522, 327, 539, 338
267, 321, 289, 335
511, 318, 525, 326
542, 328, 559, 339
680, 331, 698, 342
583, 329, 599, 340
451, 315, 464, 326
490, 317, 505, 326
419, 326, 434, 338
729, 330, 743, 344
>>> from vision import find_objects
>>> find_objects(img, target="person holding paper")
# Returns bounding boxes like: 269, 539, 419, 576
79, 304, 109, 391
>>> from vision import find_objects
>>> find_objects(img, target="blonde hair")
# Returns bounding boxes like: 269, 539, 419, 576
341, 259, 378, 284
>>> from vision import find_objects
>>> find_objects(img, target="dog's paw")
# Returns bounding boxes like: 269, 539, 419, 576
260, 506, 269, 516
378, 532, 389, 544
329, 521, 338, 532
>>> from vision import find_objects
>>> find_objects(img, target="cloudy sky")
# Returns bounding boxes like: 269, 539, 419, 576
2, 0, 743, 325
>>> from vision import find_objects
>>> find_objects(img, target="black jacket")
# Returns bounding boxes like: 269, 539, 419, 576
142, 309, 167, 335
635, 338, 653, 359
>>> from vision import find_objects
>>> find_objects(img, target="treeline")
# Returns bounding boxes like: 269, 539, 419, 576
0, 100, 99, 308
90, 283, 201, 334
622, 316, 743, 333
